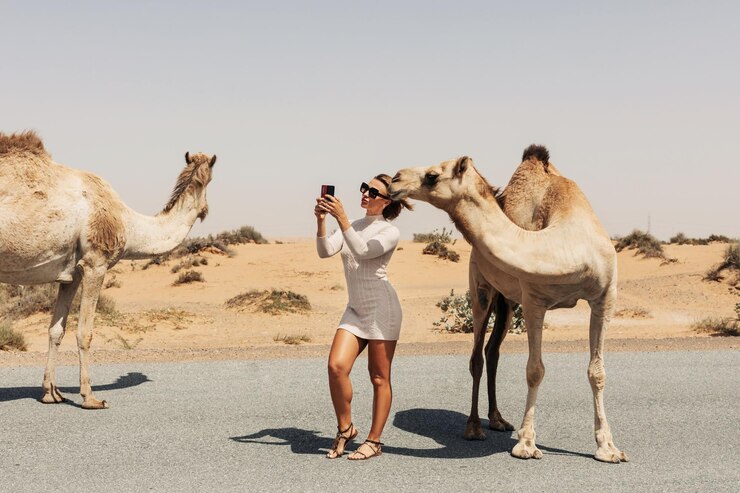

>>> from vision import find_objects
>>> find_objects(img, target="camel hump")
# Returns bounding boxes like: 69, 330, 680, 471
0, 131, 50, 159
522, 144, 550, 165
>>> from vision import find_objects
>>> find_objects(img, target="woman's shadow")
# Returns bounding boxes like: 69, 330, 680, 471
0, 372, 151, 407
230, 408, 516, 459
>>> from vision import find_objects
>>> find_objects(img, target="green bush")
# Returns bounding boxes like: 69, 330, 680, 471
433, 289, 524, 334
414, 228, 454, 244
704, 243, 739, 281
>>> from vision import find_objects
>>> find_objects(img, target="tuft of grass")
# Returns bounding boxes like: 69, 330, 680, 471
0, 320, 27, 351
225, 289, 311, 315
692, 304, 740, 337
170, 256, 208, 274
433, 289, 524, 334
173, 270, 205, 285
273, 333, 311, 345
614, 307, 651, 319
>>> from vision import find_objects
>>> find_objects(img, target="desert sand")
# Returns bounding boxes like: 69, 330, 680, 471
1, 239, 737, 367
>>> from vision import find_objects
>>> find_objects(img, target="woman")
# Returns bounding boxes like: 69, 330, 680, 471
315, 174, 412, 460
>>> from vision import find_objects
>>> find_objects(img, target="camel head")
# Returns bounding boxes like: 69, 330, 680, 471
163, 152, 217, 221
389, 156, 492, 211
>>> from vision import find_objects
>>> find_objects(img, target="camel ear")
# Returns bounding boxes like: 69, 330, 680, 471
454, 156, 470, 176
209, 155, 217, 167
185, 152, 192, 164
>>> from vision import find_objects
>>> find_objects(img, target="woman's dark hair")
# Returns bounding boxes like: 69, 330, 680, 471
375, 174, 413, 221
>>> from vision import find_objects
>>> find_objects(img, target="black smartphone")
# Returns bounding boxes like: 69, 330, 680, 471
321, 185, 335, 197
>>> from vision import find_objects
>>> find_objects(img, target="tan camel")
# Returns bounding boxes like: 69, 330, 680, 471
0, 131, 216, 409
389, 146, 628, 463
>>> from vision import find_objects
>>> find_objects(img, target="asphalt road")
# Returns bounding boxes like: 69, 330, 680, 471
1, 350, 738, 492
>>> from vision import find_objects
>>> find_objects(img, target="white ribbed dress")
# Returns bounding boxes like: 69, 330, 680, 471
316, 215, 402, 341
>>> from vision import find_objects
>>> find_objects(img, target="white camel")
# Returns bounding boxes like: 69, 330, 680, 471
389, 146, 628, 462
0, 131, 216, 409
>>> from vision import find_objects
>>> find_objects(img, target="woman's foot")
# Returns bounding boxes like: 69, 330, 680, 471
347, 439, 383, 460
326, 423, 358, 459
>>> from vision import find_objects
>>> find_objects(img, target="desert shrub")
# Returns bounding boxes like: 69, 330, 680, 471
173, 270, 205, 285
423, 241, 461, 262
707, 234, 733, 243
273, 333, 311, 345
0, 284, 57, 319
433, 290, 524, 334
693, 304, 739, 337
614, 230, 672, 260
704, 243, 740, 281
170, 256, 208, 274
0, 320, 27, 351
225, 289, 311, 315
414, 228, 454, 244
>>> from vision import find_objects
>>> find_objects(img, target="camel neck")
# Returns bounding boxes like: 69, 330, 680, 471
121, 195, 199, 259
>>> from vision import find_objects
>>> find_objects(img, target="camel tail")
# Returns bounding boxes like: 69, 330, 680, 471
522, 144, 550, 164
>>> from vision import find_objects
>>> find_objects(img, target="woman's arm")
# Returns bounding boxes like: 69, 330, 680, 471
317, 227, 344, 258
342, 224, 399, 260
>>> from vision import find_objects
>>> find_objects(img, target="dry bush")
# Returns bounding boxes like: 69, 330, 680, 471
614, 230, 673, 261
273, 333, 311, 345
423, 241, 460, 262
0, 284, 57, 319
173, 270, 205, 285
414, 228, 454, 244
0, 320, 27, 351
704, 243, 739, 282
170, 256, 208, 274
693, 304, 740, 337
225, 289, 311, 315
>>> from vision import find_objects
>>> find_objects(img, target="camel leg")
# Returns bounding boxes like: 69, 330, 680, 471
75, 258, 108, 410
512, 303, 546, 460
464, 261, 494, 440
588, 294, 628, 463
484, 295, 514, 431
41, 275, 81, 403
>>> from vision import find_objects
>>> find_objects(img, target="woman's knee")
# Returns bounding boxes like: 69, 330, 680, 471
328, 359, 350, 379
369, 372, 390, 388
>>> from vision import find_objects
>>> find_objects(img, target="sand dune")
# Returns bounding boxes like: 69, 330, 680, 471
8, 240, 738, 356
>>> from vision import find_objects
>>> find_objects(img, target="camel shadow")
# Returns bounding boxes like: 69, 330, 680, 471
0, 372, 152, 406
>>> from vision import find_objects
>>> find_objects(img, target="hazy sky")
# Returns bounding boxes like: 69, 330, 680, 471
2, 1, 738, 241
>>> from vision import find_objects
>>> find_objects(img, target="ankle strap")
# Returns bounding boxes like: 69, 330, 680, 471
337, 422, 353, 434
364, 439, 383, 447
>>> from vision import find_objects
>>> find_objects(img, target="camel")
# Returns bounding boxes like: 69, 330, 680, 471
389, 146, 628, 463
0, 131, 216, 409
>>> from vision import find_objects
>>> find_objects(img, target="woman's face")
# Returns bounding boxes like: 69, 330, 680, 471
361, 178, 391, 214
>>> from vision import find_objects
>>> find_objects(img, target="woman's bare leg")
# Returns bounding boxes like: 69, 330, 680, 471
327, 329, 366, 457
350, 339, 396, 459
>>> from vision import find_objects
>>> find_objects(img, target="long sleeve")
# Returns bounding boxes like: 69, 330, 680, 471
342, 224, 399, 260
316, 228, 344, 258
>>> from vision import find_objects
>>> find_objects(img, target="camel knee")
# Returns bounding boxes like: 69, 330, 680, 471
469, 353, 483, 378
526, 360, 545, 388
588, 360, 606, 391
77, 332, 93, 351
49, 324, 65, 345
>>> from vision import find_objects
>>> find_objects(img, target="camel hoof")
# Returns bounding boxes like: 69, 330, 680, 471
512, 441, 543, 460
595, 447, 629, 463
489, 416, 515, 432
82, 399, 109, 410
463, 422, 487, 441
40, 391, 66, 404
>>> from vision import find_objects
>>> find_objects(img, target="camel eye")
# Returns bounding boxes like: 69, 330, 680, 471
424, 173, 439, 186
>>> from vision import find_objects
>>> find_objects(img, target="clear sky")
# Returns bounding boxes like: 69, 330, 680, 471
2, 1, 738, 241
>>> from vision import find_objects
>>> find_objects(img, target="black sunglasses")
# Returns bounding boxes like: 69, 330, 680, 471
360, 182, 391, 200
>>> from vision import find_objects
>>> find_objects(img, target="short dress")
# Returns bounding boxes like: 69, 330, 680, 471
316, 215, 402, 341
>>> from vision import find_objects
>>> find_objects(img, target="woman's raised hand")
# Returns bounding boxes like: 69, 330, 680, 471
315, 197, 327, 220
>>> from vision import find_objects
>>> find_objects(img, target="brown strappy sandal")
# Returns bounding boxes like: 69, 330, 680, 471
326, 423, 358, 459
347, 439, 383, 460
